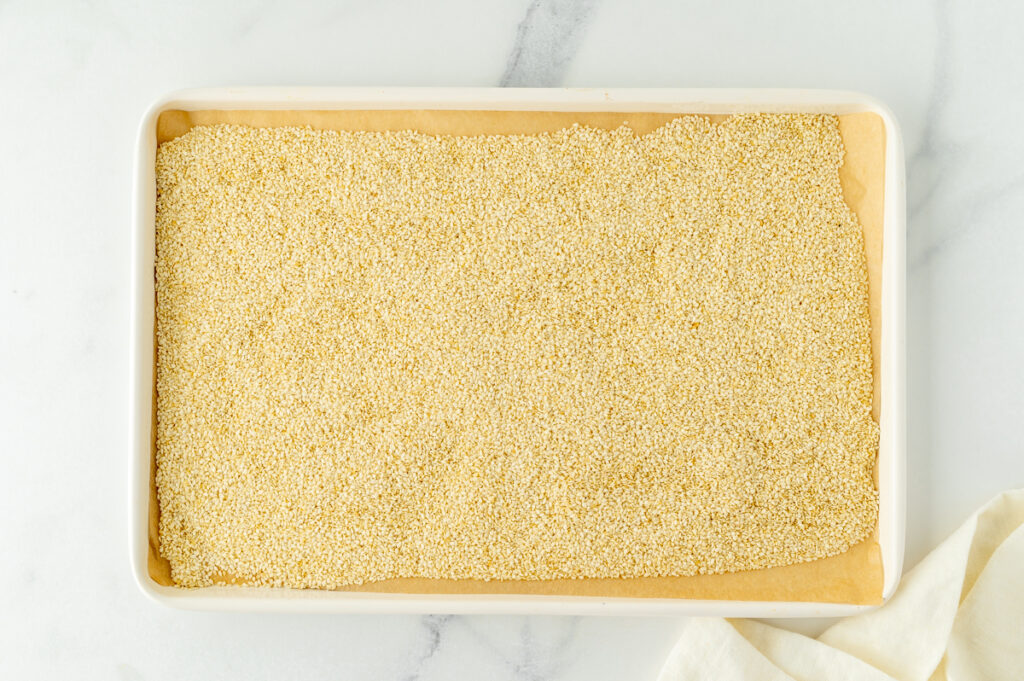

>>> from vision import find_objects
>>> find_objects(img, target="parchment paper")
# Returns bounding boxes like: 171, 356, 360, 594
150, 108, 886, 603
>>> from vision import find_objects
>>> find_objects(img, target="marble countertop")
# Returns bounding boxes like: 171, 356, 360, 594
2, 0, 1023, 678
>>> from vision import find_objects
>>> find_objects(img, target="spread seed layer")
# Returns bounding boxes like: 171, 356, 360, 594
155, 115, 878, 588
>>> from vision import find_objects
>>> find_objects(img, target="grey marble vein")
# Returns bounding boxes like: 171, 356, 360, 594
906, 0, 1024, 268
448, 617, 581, 681
401, 615, 454, 681
907, 0, 953, 222
500, 0, 600, 87
508, 618, 580, 681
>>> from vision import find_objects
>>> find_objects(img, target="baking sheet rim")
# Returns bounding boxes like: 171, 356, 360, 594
130, 88, 905, 615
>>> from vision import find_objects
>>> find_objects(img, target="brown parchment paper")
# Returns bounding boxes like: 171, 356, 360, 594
149, 108, 886, 603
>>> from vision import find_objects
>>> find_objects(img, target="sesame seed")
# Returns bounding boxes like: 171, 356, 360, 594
155, 115, 878, 588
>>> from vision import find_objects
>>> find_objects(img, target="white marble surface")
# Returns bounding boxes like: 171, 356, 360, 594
2, 0, 1023, 678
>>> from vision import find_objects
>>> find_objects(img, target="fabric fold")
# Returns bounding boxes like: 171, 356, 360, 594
658, 489, 1024, 681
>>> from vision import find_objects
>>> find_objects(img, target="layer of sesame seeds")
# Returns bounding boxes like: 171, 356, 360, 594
155, 114, 878, 588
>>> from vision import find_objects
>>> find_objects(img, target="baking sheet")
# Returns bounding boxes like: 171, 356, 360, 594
149, 108, 886, 603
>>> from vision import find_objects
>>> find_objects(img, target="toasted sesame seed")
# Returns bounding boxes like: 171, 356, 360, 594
155, 114, 878, 588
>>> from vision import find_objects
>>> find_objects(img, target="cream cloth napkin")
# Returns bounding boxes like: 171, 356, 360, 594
657, 489, 1024, 681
